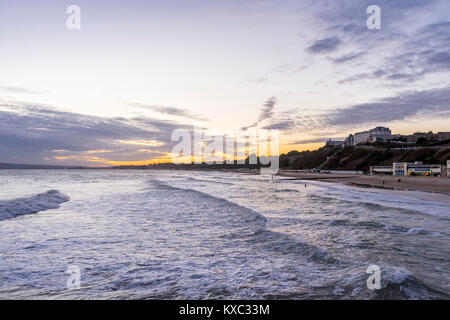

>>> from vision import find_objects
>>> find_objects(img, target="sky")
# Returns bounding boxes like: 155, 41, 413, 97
0, 0, 449, 165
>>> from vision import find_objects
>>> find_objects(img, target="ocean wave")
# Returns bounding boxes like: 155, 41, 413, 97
0, 190, 70, 221
334, 266, 449, 299
151, 179, 340, 265
269, 188, 299, 193
328, 219, 439, 236
329, 219, 386, 230
301, 181, 450, 219
148, 178, 267, 234
248, 229, 341, 265
405, 228, 432, 235
151, 177, 449, 299
185, 177, 234, 185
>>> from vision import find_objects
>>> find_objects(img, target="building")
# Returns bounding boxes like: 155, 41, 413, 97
437, 132, 450, 142
447, 160, 450, 177
345, 126, 393, 146
393, 162, 441, 176
370, 134, 402, 143
325, 139, 345, 147
406, 131, 450, 143
343, 127, 448, 147
344, 134, 354, 146
371, 162, 442, 176
369, 166, 393, 175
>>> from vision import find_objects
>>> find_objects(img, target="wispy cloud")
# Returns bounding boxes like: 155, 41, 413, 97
337, 21, 450, 85
246, 63, 309, 84
294, 0, 449, 91
260, 86, 450, 143
241, 96, 277, 131
331, 51, 366, 64
262, 120, 295, 131
0, 86, 44, 95
289, 137, 334, 145
0, 102, 194, 165
125, 102, 208, 121
258, 96, 277, 122
307, 36, 341, 53
326, 87, 450, 127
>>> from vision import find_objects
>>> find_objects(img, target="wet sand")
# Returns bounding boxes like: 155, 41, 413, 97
277, 172, 450, 196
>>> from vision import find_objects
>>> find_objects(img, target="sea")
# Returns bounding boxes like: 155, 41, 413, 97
0, 169, 449, 299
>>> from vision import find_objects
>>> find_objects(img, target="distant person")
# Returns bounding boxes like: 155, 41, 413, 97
398, 178, 401, 183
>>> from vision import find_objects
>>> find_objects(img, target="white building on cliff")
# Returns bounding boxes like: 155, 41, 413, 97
345, 126, 393, 146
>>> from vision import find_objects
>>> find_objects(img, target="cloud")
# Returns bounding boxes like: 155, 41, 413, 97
241, 122, 257, 131
338, 73, 371, 84
289, 137, 333, 145
0, 86, 44, 94
262, 120, 295, 131
239, 96, 280, 131
246, 76, 269, 84
125, 102, 208, 121
298, 1, 449, 87
375, 22, 450, 82
334, 19, 450, 85
427, 51, 450, 68
332, 51, 366, 64
240, 96, 277, 131
258, 96, 276, 122
260, 86, 450, 145
0, 103, 194, 165
326, 87, 450, 127
246, 63, 309, 84
307, 36, 341, 53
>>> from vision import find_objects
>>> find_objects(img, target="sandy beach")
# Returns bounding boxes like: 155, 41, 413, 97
277, 172, 450, 196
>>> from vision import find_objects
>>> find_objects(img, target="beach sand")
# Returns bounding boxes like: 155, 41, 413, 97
277, 172, 450, 197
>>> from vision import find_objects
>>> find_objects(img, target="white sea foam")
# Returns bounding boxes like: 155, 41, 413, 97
0, 190, 69, 221
292, 179, 450, 219
0, 170, 448, 299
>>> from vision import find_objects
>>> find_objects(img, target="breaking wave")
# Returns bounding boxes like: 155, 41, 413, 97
334, 266, 450, 299
0, 190, 70, 221
152, 178, 341, 265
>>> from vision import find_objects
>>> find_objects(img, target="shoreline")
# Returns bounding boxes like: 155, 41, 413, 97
2, 167, 449, 198
276, 172, 450, 197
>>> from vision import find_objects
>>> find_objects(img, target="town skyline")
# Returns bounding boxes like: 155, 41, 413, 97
1, 124, 448, 167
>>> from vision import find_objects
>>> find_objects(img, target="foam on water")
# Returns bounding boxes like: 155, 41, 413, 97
0, 190, 70, 221
332, 265, 449, 299
292, 179, 450, 219
0, 170, 449, 299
